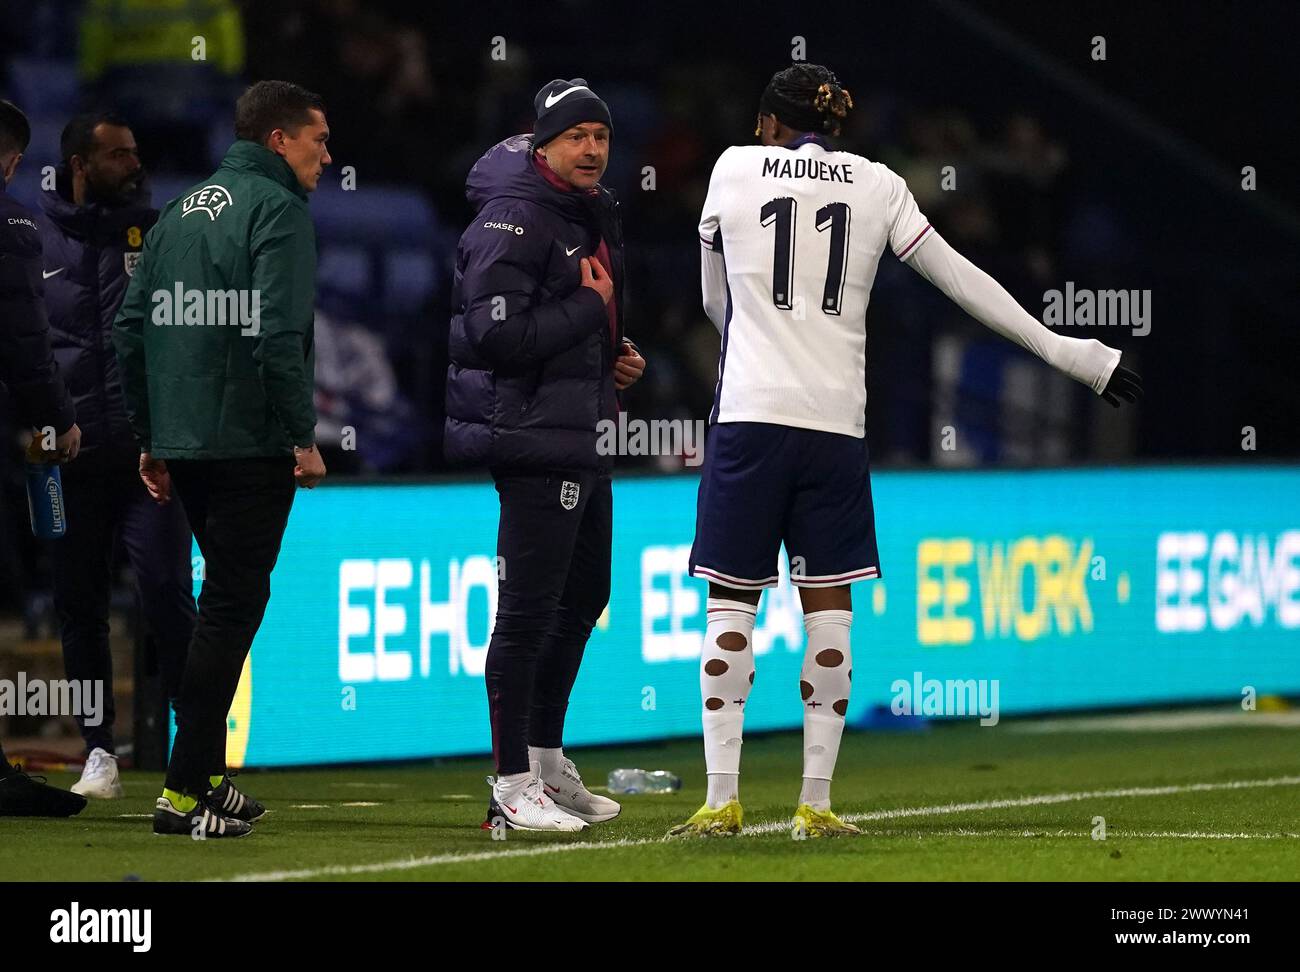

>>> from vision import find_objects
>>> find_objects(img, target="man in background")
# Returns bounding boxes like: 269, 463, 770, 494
0, 98, 85, 817
38, 112, 195, 800
114, 81, 328, 838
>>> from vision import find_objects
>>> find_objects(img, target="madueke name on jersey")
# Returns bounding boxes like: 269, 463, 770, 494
760, 157, 855, 183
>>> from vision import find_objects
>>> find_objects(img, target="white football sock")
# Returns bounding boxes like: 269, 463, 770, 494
528, 745, 564, 780
701, 597, 757, 807
800, 609, 853, 796
707, 773, 739, 808
799, 776, 831, 810
497, 769, 530, 790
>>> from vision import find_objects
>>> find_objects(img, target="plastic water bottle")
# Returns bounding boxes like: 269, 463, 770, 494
607, 769, 681, 794
24, 441, 66, 539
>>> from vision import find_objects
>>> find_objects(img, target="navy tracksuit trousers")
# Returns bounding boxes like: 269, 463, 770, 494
485, 467, 612, 776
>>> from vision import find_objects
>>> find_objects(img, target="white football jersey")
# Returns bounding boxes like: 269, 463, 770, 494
699, 137, 933, 437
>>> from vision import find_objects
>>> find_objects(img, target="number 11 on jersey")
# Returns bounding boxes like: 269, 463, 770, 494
759, 197, 852, 316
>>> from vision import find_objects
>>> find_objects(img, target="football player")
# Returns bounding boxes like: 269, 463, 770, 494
672, 64, 1141, 837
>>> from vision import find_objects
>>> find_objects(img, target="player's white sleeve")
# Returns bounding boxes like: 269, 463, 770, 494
698, 151, 730, 332
905, 232, 1121, 394
885, 169, 935, 260
700, 245, 728, 333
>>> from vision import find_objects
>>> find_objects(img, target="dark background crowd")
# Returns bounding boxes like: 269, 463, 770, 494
2, 0, 1297, 618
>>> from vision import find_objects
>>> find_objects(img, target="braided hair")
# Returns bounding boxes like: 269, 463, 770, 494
757, 63, 855, 137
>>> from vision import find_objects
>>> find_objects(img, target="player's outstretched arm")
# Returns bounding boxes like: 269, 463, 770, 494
905, 231, 1142, 406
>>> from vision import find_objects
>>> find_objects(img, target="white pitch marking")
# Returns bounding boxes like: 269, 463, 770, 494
219, 838, 653, 882
865, 828, 1300, 840
340, 801, 381, 807
117, 814, 153, 819
738, 773, 1300, 835
1109, 831, 1300, 839
214, 774, 1300, 882
1011, 709, 1300, 733
329, 782, 403, 789
289, 804, 330, 809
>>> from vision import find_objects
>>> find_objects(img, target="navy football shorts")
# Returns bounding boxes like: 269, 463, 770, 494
689, 421, 881, 590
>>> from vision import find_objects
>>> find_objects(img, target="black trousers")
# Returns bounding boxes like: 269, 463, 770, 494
486, 467, 612, 775
53, 450, 195, 754
164, 456, 296, 796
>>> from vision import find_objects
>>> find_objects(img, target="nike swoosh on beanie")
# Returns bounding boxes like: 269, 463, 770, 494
544, 85, 591, 108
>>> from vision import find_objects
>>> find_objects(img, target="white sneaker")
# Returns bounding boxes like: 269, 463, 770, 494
70, 748, 124, 799
541, 756, 621, 824
482, 762, 588, 832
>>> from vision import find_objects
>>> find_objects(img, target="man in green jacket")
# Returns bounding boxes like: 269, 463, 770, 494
113, 80, 329, 838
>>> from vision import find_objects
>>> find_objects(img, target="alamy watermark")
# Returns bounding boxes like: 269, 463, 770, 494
150, 285, 261, 336
0, 673, 103, 726
890, 670, 1000, 726
50, 902, 150, 952
596, 414, 705, 466
1043, 282, 1150, 337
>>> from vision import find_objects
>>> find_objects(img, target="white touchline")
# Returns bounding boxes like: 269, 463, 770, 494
1012, 710, 1300, 733
739, 773, 1300, 836
217, 838, 654, 882
214, 774, 1300, 882
329, 782, 402, 789
832, 828, 1299, 840
1102, 831, 1300, 839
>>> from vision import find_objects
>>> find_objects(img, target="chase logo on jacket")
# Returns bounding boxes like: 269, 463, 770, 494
483, 220, 524, 235
181, 185, 234, 221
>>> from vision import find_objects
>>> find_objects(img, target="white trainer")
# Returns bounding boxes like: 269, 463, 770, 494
70, 748, 124, 799
482, 762, 588, 832
541, 756, 621, 824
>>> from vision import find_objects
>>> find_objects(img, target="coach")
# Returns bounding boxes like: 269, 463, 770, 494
0, 102, 80, 460
0, 99, 85, 816
113, 81, 328, 838
446, 78, 645, 832
38, 113, 195, 800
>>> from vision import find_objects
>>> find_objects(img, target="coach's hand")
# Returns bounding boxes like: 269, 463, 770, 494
1102, 361, 1143, 408
54, 423, 82, 463
615, 342, 646, 390
294, 444, 327, 488
139, 452, 172, 504
30, 423, 82, 464
581, 257, 614, 306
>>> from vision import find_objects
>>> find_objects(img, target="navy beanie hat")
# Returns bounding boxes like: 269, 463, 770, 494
532, 78, 612, 149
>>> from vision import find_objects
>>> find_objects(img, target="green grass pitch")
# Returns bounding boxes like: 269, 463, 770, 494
4, 718, 1297, 881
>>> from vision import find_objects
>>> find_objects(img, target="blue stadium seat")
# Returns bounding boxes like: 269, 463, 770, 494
6, 58, 79, 117
384, 249, 436, 313
310, 183, 438, 247
318, 246, 373, 298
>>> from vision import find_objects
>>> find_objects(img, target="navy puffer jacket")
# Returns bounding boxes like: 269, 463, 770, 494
38, 170, 157, 457
444, 134, 626, 471
0, 178, 75, 434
